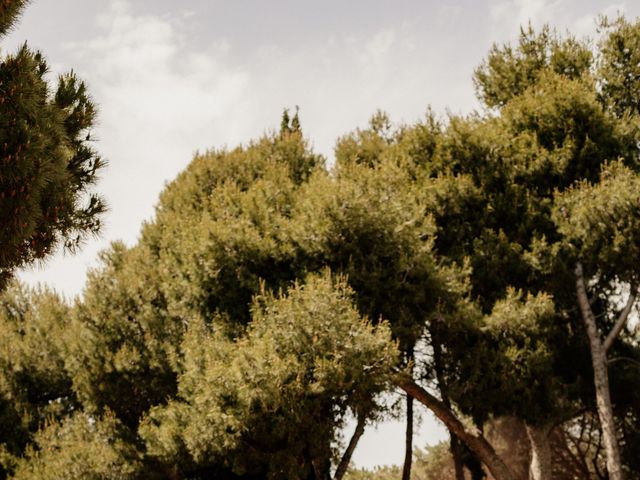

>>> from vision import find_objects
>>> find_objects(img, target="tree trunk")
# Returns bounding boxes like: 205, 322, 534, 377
431, 321, 471, 480
333, 411, 367, 480
398, 378, 516, 480
459, 440, 487, 480
451, 435, 466, 480
402, 346, 415, 480
402, 392, 414, 480
575, 263, 625, 480
526, 424, 552, 480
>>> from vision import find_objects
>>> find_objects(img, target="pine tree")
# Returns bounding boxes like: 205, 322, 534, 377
0, 1, 105, 289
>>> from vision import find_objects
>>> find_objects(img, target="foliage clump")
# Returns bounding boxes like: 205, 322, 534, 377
12, 412, 142, 480
140, 273, 397, 478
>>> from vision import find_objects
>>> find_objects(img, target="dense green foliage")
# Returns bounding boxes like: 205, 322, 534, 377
1, 4, 640, 480
0, 1, 29, 36
11, 412, 141, 480
474, 25, 592, 109
329, 17, 640, 478
140, 274, 396, 478
0, 283, 75, 476
598, 16, 640, 115
0, 1, 105, 289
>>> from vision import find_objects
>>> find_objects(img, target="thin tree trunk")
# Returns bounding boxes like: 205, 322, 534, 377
333, 411, 367, 480
402, 346, 415, 480
575, 263, 630, 480
431, 321, 468, 480
526, 423, 552, 480
398, 378, 516, 480
402, 392, 414, 480
451, 436, 466, 480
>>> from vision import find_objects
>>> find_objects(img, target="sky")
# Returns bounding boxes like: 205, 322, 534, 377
6, 0, 640, 470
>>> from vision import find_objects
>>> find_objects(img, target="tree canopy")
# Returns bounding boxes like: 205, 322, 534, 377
1, 5, 640, 480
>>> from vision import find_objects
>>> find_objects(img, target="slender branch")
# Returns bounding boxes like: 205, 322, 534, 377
603, 285, 637, 352
577, 414, 587, 448
557, 428, 590, 478
608, 356, 640, 368
333, 411, 367, 480
402, 347, 415, 480
593, 433, 605, 480
564, 426, 591, 477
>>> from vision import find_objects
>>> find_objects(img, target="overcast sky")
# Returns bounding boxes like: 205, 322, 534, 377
6, 0, 640, 470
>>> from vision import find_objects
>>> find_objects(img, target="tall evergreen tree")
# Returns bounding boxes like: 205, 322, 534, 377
0, 1, 105, 289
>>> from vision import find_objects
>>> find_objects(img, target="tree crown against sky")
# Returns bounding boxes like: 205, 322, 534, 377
0, 0, 105, 290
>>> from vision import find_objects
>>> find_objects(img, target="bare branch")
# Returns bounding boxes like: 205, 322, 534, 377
603, 285, 637, 352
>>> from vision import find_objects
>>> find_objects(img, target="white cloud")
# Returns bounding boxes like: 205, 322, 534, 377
238, 23, 478, 164
437, 5, 463, 26
70, 0, 250, 236
364, 29, 396, 62
571, 3, 626, 39
490, 0, 561, 37
19, 0, 250, 296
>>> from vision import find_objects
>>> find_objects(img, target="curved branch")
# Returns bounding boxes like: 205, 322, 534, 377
396, 378, 515, 480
